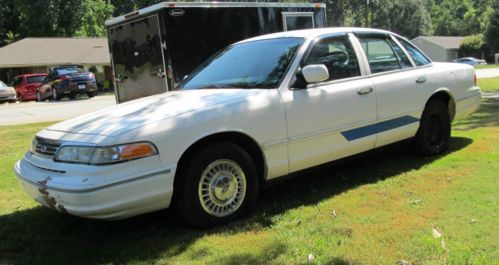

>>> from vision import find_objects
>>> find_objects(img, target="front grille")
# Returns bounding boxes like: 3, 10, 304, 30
34, 137, 62, 158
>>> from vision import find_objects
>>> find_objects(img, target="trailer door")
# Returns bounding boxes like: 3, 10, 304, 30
109, 14, 168, 103
282, 12, 315, 31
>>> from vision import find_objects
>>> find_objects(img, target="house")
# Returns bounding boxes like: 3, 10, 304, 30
411, 36, 465, 62
0, 38, 112, 84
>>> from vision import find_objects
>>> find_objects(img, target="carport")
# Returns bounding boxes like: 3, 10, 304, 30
0, 38, 112, 85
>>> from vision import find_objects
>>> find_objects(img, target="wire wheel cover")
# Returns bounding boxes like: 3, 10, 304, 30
198, 159, 247, 217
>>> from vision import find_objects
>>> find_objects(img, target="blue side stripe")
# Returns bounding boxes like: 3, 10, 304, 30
341, 115, 420, 141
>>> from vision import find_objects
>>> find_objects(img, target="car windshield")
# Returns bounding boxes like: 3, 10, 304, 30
178, 37, 304, 90
27, 76, 46, 84
56, 69, 81, 76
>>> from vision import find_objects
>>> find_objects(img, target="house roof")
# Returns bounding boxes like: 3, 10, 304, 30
411, 36, 465, 50
0, 38, 110, 68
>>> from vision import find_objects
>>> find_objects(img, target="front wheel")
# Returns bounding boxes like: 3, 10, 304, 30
415, 100, 451, 155
177, 142, 259, 228
52, 87, 60, 101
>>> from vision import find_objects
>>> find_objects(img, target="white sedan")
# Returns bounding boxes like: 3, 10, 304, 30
15, 28, 481, 228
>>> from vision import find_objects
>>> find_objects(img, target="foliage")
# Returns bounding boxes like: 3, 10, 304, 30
431, 0, 494, 36
460, 34, 486, 52
0, 0, 114, 45
484, 1, 499, 53
370, 0, 432, 39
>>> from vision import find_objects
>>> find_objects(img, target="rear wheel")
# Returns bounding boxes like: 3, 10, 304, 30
177, 142, 259, 228
87, 91, 97, 98
415, 100, 451, 155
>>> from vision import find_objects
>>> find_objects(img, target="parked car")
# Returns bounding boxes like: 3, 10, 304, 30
453, 57, 487, 65
0, 81, 17, 103
15, 28, 481, 228
38, 67, 97, 101
12, 74, 47, 102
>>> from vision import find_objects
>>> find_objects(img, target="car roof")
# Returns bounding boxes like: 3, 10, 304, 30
16, 73, 47, 78
237, 27, 399, 44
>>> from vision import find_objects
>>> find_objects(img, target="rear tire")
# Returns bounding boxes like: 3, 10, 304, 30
177, 142, 259, 229
415, 100, 451, 155
87, 91, 97, 98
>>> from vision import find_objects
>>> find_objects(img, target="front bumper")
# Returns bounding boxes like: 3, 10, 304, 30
0, 92, 17, 102
14, 152, 176, 219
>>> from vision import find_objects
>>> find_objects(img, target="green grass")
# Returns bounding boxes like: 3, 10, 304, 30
474, 64, 499, 69
478, 77, 499, 93
1, 101, 498, 265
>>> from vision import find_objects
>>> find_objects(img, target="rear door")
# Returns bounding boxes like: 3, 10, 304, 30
108, 14, 168, 103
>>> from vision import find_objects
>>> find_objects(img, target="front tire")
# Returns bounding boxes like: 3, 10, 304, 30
415, 100, 451, 155
52, 87, 60, 101
177, 142, 259, 228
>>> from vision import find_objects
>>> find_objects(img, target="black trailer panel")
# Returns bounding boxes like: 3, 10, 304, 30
106, 2, 327, 103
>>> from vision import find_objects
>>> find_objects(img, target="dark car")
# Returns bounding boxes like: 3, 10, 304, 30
38, 67, 98, 101
12, 74, 47, 102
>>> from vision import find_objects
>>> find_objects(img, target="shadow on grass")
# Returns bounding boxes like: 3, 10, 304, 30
0, 137, 472, 265
453, 98, 499, 130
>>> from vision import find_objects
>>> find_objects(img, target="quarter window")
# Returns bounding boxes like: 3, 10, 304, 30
358, 37, 401, 74
302, 36, 360, 81
387, 38, 412, 68
397, 38, 431, 66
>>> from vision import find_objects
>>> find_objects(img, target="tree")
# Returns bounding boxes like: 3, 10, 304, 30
370, 0, 432, 39
485, 1, 499, 53
460, 34, 486, 53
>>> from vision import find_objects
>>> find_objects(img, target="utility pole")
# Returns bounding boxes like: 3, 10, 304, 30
365, 0, 369, 27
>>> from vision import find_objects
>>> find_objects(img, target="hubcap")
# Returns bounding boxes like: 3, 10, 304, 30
198, 159, 246, 218
426, 115, 443, 148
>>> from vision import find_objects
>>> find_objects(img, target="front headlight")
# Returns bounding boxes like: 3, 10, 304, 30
54, 142, 158, 165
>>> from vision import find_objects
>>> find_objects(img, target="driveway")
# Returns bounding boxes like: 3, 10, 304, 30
476, 68, 499, 78
0, 95, 116, 126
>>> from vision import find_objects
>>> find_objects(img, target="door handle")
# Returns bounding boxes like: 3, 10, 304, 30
357, 87, 373, 95
416, 77, 426, 83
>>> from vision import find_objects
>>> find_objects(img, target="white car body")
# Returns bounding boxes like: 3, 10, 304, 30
14, 28, 481, 220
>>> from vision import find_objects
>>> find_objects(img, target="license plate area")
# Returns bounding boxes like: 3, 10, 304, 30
78, 84, 86, 89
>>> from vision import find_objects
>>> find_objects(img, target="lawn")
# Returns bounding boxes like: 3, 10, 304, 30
474, 64, 499, 69
1, 100, 498, 265
478, 77, 499, 93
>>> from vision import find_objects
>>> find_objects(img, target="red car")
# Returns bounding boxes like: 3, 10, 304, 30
12, 74, 47, 102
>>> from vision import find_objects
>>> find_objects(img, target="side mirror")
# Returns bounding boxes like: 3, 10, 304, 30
301, 64, 329, 84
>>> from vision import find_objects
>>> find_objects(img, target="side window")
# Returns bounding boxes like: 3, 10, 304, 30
358, 36, 401, 74
302, 36, 361, 81
387, 38, 412, 68
397, 38, 431, 66
282, 12, 314, 31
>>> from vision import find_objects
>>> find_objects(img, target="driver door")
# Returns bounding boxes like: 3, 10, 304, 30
280, 34, 377, 173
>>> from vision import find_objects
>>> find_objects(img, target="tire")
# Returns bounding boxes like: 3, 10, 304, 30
52, 87, 60, 101
68, 93, 77, 100
415, 100, 451, 156
177, 142, 259, 228
87, 91, 97, 98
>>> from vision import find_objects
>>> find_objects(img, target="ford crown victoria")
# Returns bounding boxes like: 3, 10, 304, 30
14, 28, 481, 228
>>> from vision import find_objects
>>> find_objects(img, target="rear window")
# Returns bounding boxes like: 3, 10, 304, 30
397, 38, 431, 66
27, 76, 46, 84
55, 69, 81, 76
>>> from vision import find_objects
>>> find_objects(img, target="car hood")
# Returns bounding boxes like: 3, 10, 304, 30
46, 89, 259, 137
